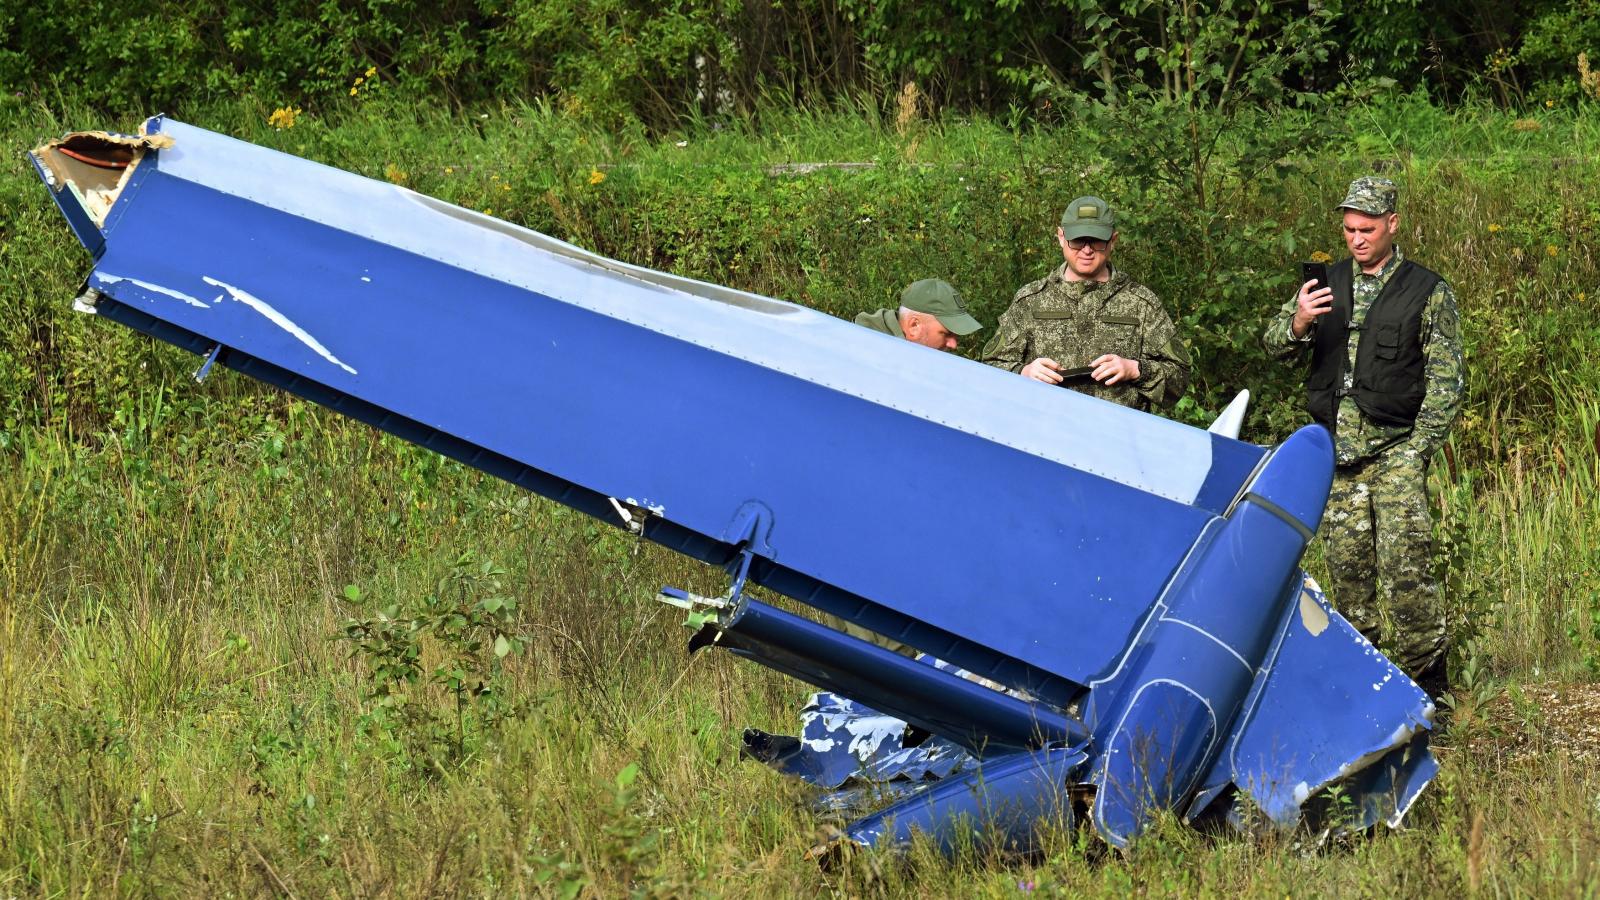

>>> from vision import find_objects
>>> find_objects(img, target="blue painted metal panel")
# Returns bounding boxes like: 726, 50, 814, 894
1198, 575, 1437, 830
841, 746, 1089, 856
29, 119, 1438, 854
64, 117, 1270, 692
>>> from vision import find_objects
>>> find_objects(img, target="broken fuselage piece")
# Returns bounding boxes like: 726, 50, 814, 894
30, 119, 1437, 856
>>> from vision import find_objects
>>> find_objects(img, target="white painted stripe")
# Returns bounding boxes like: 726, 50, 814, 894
1160, 616, 1252, 673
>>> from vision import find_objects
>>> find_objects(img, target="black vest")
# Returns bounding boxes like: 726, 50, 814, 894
1305, 258, 1440, 431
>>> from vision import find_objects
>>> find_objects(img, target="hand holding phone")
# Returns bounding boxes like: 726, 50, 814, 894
1293, 261, 1334, 337
1300, 261, 1329, 292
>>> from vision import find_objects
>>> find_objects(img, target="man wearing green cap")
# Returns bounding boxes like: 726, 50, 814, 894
855, 278, 983, 351
1262, 175, 1464, 689
980, 196, 1190, 411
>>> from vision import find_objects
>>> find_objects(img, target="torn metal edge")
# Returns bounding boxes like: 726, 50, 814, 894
29, 129, 174, 227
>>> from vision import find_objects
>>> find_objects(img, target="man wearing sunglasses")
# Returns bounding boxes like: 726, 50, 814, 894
981, 196, 1190, 412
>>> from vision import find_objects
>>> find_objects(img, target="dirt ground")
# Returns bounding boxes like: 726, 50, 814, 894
1449, 681, 1600, 764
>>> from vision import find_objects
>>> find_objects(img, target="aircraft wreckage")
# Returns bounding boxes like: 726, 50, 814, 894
31, 119, 1437, 855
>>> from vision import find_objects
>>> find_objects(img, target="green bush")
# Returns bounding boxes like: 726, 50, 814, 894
5, 92, 1599, 458
4, 1, 1597, 130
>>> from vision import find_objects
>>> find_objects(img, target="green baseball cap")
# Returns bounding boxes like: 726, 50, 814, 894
1336, 176, 1398, 215
1059, 195, 1116, 241
900, 278, 981, 336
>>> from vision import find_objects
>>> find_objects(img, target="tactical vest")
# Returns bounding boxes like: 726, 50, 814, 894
1305, 258, 1440, 431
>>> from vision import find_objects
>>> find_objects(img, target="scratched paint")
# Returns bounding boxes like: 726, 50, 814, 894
202, 276, 358, 375
93, 272, 210, 308
1298, 589, 1330, 636
624, 497, 668, 516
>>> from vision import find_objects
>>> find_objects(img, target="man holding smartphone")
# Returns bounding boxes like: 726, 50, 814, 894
981, 195, 1190, 412
1263, 176, 1464, 689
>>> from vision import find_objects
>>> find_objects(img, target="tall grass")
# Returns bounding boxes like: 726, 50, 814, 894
3, 91, 1599, 894
2, 393, 1597, 895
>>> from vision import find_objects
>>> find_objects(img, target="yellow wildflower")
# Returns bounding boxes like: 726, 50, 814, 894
267, 106, 301, 129
349, 87, 359, 96
444, 166, 454, 174
354, 76, 364, 86
484, 208, 493, 215
1547, 244, 1559, 257
384, 162, 407, 184
1487, 223, 1501, 233
1546, 99, 1556, 108
365, 66, 377, 78
588, 168, 606, 185
1310, 250, 1333, 263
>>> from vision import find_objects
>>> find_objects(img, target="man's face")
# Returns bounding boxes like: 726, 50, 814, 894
1342, 210, 1398, 268
1057, 228, 1115, 279
903, 312, 959, 350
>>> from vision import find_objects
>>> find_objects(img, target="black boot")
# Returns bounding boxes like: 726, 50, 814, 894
1413, 656, 1448, 700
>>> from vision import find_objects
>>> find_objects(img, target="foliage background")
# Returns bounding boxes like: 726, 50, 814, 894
4, 0, 1600, 125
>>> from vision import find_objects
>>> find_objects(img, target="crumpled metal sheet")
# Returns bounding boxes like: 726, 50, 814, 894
743, 690, 974, 791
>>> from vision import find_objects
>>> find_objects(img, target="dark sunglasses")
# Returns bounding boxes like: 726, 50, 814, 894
1065, 236, 1109, 251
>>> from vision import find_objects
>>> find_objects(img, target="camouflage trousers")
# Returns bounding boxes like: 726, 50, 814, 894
1322, 446, 1445, 678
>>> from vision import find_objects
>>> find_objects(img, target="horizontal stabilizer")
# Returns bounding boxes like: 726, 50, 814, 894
1191, 574, 1436, 829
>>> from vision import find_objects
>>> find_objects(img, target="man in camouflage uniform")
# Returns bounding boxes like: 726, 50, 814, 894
981, 196, 1189, 411
1263, 176, 1464, 686
855, 278, 982, 351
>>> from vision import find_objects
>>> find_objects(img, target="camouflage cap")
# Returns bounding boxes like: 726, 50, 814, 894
1336, 176, 1398, 215
900, 278, 981, 336
1059, 195, 1116, 241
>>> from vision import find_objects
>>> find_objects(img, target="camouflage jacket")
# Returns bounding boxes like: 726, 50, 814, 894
854, 308, 904, 338
1263, 247, 1464, 466
980, 265, 1190, 411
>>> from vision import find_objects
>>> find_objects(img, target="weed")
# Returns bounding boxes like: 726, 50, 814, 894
338, 553, 526, 773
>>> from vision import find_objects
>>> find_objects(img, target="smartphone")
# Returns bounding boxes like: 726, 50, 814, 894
1054, 366, 1094, 385
1300, 261, 1329, 291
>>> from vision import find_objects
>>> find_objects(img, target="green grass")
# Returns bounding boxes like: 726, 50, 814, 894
2, 396, 1598, 896
3, 91, 1600, 895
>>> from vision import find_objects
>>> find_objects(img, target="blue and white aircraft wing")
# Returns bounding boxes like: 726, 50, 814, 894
34, 118, 1262, 695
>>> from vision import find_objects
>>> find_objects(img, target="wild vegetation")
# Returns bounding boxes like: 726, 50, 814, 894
6, 0, 1599, 124
3, 2, 1600, 894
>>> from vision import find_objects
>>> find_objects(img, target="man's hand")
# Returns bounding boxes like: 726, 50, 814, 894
1291, 279, 1334, 338
1090, 354, 1140, 385
1021, 357, 1064, 384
